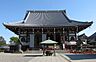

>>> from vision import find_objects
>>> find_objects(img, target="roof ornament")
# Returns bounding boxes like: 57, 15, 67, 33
64, 10, 66, 13
22, 21, 24, 23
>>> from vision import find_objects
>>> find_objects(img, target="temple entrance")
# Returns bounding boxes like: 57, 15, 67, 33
46, 33, 54, 40
56, 33, 61, 44
34, 33, 42, 49
56, 33, 63, 49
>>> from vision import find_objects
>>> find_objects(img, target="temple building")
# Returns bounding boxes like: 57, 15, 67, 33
3, 10, 92, 50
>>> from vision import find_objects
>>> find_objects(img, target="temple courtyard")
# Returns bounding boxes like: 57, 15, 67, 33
0, 52, 96, 62
0, 52, 69, 62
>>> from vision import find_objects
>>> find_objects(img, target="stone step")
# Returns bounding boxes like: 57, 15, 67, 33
24, 50, 43, 54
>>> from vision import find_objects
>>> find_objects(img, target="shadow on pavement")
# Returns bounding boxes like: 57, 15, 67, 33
24, 54, 43, 57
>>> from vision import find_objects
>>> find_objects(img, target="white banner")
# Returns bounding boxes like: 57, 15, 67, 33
42, 34, 46, 41
29, 34, 34, 48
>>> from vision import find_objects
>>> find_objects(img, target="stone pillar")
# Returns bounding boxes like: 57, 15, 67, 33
19, 44, 23, 53
53, 44, 56, 56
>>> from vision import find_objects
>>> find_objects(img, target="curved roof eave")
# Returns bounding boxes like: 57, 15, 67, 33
70, 20, 93, 26
3, 21, 93, 28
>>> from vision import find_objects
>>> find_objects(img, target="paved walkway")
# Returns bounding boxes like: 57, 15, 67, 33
28, 53, 69, 62
0, 52, 96, 62
0, 53, 69, 62
0, 53, 32, 62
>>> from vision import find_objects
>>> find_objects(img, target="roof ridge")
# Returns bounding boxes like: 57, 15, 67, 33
27, 10, 66, 12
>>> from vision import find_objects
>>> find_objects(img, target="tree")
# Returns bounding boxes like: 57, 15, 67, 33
76, 38, 83, 50
10, 37, 20, 44
0, 36, 6, 46
0, 41, 6, 46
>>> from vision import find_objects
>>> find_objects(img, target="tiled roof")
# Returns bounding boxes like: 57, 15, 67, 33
3, 10, 93, 27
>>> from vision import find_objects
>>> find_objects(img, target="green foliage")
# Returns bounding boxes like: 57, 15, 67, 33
0, 36, 6, 46
0, 41, 6, 46
10, 37, 20, 44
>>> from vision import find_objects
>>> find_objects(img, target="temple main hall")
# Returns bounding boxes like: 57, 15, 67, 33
3, 10, 92, 50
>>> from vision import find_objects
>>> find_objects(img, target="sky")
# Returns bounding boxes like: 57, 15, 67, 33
0, 0, 96, 44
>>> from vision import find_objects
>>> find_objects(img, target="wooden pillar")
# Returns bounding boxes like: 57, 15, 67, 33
33, 28, 34, 34
42, 28, 43, 34
62, 28, 65, 49
54, 28, 56, 41
18, 28, 20, 38
18, 28, 22, 44
67, 27, 70, 42
76, 26, 79, 40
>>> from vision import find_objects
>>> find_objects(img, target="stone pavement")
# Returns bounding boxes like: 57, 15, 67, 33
0, 53, 69, 62
1, 52, 96, 62
0, 53, 32, 62
28, 53, 69, 62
